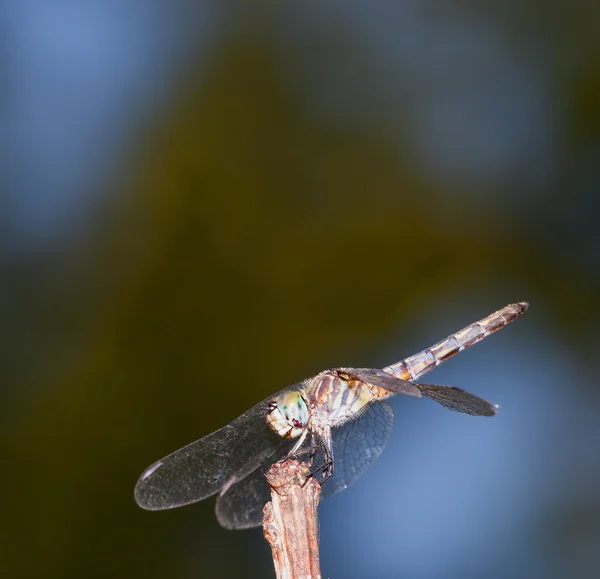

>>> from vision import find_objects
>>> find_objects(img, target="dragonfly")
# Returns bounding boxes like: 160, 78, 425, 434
135, 302, 528, 529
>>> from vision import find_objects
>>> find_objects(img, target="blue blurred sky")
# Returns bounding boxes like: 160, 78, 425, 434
5, 1, 214, 249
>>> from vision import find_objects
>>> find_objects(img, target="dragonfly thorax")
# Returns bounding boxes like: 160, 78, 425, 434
267, 390, 309, 438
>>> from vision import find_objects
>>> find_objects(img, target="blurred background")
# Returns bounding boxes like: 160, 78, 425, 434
2, 1, 599, 578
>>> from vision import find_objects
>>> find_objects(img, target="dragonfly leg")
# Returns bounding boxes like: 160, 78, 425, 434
276, 428, 311, 466
320, 445, 334, 482
274, 427, 315, 485
289, 428, 309, 456
306, 428, 334, 483
307, 454, 334, 483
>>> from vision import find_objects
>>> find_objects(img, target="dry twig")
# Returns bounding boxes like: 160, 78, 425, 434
263, 460, 322, 579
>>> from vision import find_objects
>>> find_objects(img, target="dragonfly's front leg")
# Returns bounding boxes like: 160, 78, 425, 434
276, 427, 312, 468
288, 428, 309, 456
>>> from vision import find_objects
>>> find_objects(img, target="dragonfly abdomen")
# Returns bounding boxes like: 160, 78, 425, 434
384, 302, 528, 381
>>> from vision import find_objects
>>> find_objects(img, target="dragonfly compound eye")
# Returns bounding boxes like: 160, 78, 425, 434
266, 391, 309, 438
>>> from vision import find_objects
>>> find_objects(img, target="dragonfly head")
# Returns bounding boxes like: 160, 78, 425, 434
267, 390, 310, 438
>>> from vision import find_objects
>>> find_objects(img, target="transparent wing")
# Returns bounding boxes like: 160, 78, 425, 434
337, 368, 421, 397
415, 383, 497, 416
215, 437, 297, 530
134, 385, 300, 510
321, 401, 394, 499
218, 402, 395, 526
338, 368, 496, 417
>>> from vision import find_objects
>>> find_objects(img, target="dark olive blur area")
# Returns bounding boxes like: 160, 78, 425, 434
2, 2, 600, 578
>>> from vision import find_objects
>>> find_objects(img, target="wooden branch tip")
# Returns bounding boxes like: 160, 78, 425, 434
263, 460, 322, 579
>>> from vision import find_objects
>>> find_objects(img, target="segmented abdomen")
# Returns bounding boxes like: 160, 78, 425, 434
384, 302, 528, 381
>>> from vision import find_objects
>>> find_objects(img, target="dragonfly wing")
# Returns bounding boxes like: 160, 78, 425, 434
321, 401, 394, 499
415, 383, 497, 416
337, 368, 421, 397
215, 437, 297, 530
134, 385, 300, 510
